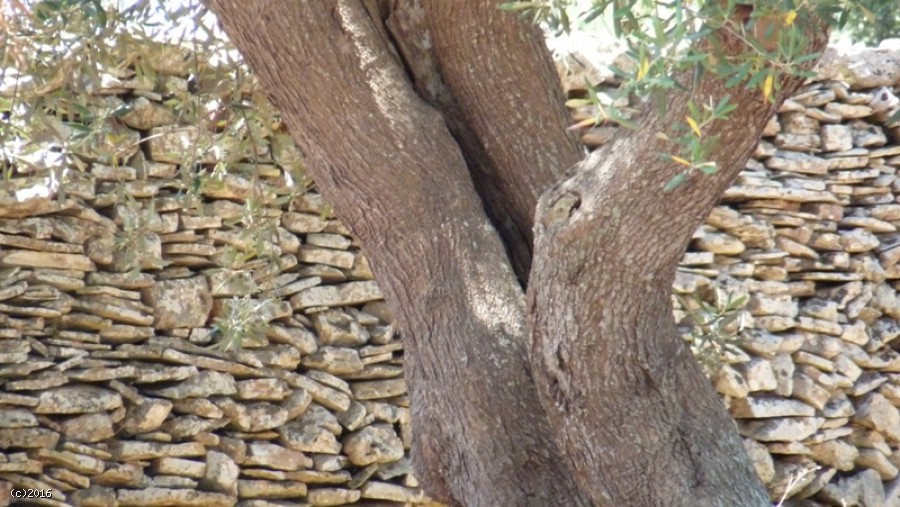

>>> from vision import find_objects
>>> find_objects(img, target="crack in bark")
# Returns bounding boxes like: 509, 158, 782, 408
546, 340, 574, 410
380, 2, 535, 286
543, 191, 581, 229
381, 0, 583, 286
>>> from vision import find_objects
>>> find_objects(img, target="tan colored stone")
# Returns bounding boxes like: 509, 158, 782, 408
142, 276, 212, 329
149, 370, 236, 399
303, 347, 364, 375
854, 393, 900, 442
34, 386, 122, 414
0, 427, 59, 449
714, 365, 748, 398
343, 424, 404, 466
118, 487, 236, 507
359, 481, 426, 503
200, 451, 239, 496
809, 440, 859, 471
245, 442, 313, 471
111, 441, 206, 460
152, 457, 206, 479
278, 421, 342, 455
235, 379, 291, 401
307, 488, 362, 506
0, 250, 95, 271
120, 97, 177, 129
60, 413, 115, 443
121, 398, 172, 435
290, 281, 382, 309
237, 479, 307, 499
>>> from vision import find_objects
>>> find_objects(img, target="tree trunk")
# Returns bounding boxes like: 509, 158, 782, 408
205, 0, 829, 505
527, 20, 830, 507
206, 1, 590, 505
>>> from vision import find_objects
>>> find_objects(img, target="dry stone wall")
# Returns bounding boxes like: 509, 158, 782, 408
0, 54, 421, 507
0, 42, 898, 506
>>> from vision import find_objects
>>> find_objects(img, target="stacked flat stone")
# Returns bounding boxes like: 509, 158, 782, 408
562, 41, 900, 507
0, 46, 426, 507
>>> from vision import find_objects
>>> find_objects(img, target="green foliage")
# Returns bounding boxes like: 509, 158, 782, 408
839, 0, 900, 45
210, 296, 278, 352
498, 1, 574, 34
661, 96, 737, 191
501, 0, 873, 190
680, 287, 749, 376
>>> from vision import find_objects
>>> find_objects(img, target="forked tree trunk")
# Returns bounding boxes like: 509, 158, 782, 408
206, 1, 829, 505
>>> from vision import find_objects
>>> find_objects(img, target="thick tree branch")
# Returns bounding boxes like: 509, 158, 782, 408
528, 15, 830, 507
383, 0, 582, 283
206, 0, 590, 504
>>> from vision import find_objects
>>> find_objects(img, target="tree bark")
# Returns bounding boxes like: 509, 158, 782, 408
206, 1, 590, 505
382, 0, 583, 283
527, 17, 830, 507
206, 0, 830, 506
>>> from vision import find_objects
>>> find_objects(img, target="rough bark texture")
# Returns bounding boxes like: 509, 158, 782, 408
527, 19, 831, 507
206, 1, 589, 505
383, 0, 583, 282
206, 0, 830, 505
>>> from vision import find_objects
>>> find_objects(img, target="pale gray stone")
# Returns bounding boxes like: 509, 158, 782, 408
856, 448, 900, 480
818, 469, 885, 507
821, 124, 854, 151
0, 408, 36, 428
770, 353, 794, 397
730, 397, 815, 419
738, 417, 823, 442
767, 458, 819, 502
739, 358, 777, 392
